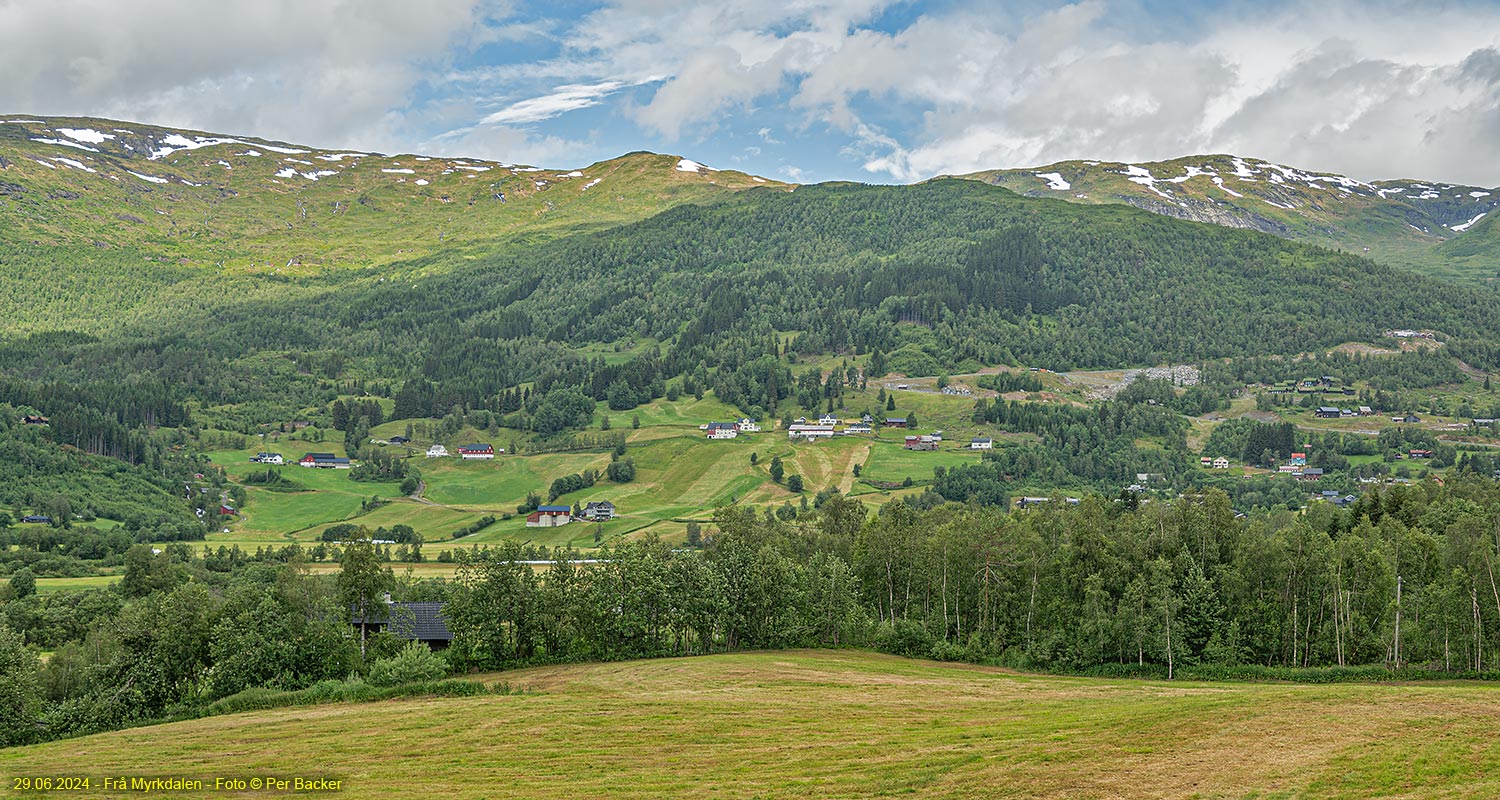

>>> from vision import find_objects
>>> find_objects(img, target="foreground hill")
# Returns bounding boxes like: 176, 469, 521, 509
957, 155, 1500, 284
4, 649, 1499, 799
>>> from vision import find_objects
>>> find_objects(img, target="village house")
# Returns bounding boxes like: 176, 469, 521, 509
818, 414, 839, 426
1409, 449, 1433, 459
1315, 406, 1341, 419
250, 452, 284, 465
788, 424, 835, 440
1289, 452, 1307, 466
300, 453, 352, 469
352, 597, 453, 651
904, 435, 939, 451
846, 423, 873, 434
458, 443, 495, 460
21, 414, 48, 425
884, 417, 909, 428
1212, 457, 1230, 469
1358, 406, 1373, 416
388, 435, 410, 445
707, 422, 739, 440
970, 437, 993, 450
526, 505, 573, 527
1297, 468, 1324, 481
426, 444, 449, 458
21, 515, 51, 524
580, 500, 616, 521
1278, 464, 1301, 474
735, 418, 760, 432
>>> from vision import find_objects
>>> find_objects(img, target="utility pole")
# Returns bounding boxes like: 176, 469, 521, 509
1394, 574, 1403, 669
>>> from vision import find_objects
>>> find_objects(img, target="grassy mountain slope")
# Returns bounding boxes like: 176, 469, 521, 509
956, 155, 1500, 284
5, 650, 1500, 799
0, 115, 785, 271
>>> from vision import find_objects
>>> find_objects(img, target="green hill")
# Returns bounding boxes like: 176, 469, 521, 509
956, 155, 1500, 284
5, 649, 1500, 799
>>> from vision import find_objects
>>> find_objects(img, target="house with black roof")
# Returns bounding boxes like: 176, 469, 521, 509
351, 599, 453, 651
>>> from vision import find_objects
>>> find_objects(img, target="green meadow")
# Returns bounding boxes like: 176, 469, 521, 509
6, 649, 1500, 799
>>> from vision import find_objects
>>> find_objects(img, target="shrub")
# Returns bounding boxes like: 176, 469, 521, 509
366, 643, 448, 687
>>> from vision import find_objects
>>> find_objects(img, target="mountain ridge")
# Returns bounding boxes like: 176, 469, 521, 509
951, 154, 1500, 284
0, 114, 788, 274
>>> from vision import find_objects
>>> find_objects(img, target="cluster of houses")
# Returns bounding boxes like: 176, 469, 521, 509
1314, 405, 1375, 418
703, 420, 756, 439
524, 500, 616, 528
300, 453, 352, 469
787, 414, 874, 440
422, 443, 501, 459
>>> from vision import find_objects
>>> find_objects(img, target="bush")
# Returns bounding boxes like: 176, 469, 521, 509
366, 642, 449, 687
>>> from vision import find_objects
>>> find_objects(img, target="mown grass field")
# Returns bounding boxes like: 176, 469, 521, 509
6, 649, 1500, 799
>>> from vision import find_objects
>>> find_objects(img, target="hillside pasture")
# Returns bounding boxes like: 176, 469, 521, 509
6, 650, 1500, 799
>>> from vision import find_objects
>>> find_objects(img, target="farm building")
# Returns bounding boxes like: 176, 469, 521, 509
736, 418, 760, 432
1298, 468, 1325, 481
1315, 407, 1341, 419
788, 424, 836, 440
458, 444, 495, 460
580, 501, 616, 521
21, 414, 48, 425
1212, 457, 1230, 469
389, 435, 410, 445
352, 599, 453, 651
1289, 452, 1307, 466
21, 515, 51, 524
818, 414, 839, 425
884, 417, 909, 428
846, 423, 873, 434
904, 435, 939, 451
300, 453, 352, 469
526, 506, 573, 527
251, 452, 284, 464
708, 426, 739, 440
970, 437, 993, 450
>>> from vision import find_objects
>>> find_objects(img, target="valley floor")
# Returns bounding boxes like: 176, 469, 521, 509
5, 650, 1500, 799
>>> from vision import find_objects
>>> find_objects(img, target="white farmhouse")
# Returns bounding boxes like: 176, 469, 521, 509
426, 444, 449, 458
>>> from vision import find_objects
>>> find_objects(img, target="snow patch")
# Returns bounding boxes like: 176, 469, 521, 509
57, 127, 114, 144
258, 144, 310, 155
676, 158, 714, 172
216, 160, 232, 169
562, 170, 583, 178
1452, 211, 1489, 232
381, 168, 415, 174
753, 176, 766, 182
237, 150, 262, 157
275, 167, 338, 181
31, 159, 57, 169
150, 134, 243, 159
2, 119, 44, 124
315, 153, 368, 162
414, 179, 429, 186
1122, 165, 1173, 199
126, 170, 168, 184
1263, 198, 1295, 209
53, 157, 96, 173
1211, 176, 1243, 198
1471, 191, 1491, 198
581, 178, 602, 190
32, 137, 98, 152
1036, 172, 1070, 190
455, 165, 490, 172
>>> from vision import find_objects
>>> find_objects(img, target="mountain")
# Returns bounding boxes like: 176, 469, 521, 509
0, 115, 786, 272
954, 155, 1500, 285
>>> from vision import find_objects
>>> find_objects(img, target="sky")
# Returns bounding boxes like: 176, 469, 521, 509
2, 0, 1500, 185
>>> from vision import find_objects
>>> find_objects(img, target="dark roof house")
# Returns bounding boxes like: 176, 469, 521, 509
352, 600, 453, 650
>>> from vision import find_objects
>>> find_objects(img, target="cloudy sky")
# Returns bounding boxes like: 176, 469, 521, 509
3, 0, 1500, 185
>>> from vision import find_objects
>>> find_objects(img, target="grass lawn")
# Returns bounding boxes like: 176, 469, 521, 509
861, 437, 984, 485
8, 649, 1500, 798
34, 574, 121, 594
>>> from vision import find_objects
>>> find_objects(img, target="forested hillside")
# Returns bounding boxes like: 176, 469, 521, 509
3, 177, 1497, 432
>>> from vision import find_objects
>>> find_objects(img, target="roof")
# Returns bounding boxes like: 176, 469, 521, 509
885, 417, 908, 422
305, 452, 337, 459
537, 505, 571, 513
584, 500, 614, 509
971, 437, 991, 442
458, 443, 493, 451
1301, 468, 1325, 475
1317, 406, 1340, 413
352, 601, 453, 642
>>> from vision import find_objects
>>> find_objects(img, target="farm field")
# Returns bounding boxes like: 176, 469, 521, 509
6, 649, 1500, 799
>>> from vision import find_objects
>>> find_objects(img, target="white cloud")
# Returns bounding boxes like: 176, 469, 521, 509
0, 0, 507, 152
480, 80, 626, 125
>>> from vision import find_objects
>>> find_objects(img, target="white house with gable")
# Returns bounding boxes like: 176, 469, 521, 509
426, 444, 449, 458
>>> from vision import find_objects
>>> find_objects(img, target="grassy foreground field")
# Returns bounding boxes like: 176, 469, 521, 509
6, 650, 1500, 799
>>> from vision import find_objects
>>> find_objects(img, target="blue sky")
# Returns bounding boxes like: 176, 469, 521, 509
4, 0, 1500, 184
